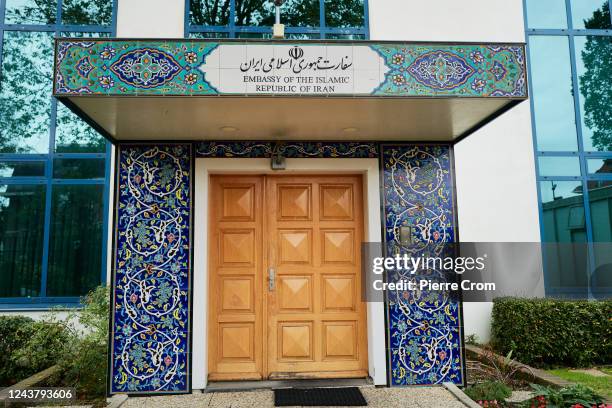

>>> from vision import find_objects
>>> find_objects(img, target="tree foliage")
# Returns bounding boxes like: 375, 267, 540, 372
578, 2, 612, 152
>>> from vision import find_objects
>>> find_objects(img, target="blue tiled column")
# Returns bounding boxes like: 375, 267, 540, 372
109, 144, 192, 394
380, 144, 465, 386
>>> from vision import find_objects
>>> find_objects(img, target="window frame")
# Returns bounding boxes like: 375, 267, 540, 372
184, 0, 370, 39
524, 0, 612, 297
0, 0, 117, 309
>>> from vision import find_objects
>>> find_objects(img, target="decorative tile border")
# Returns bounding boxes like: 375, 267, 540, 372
195, 141, 379, 158
110, 144, 192, 394
371, 44, 526, 97
380, 144, 464, 386
54, 39, 526, 98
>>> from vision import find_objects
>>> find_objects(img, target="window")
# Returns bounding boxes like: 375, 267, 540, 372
0, 0, 116, 307
525, 0, 612, 298
187, 0, 369, 39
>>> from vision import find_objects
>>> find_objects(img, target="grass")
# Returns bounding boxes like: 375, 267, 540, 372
546, 368, 611, 400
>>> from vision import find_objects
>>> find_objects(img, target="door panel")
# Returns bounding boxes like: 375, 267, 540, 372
208, 174, 367, 381
266, 176, 368, 378
208, 176, 263, 380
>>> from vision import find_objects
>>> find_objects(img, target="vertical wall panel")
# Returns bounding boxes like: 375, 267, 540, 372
110, 144, 192, 393
381, 144, 464, 386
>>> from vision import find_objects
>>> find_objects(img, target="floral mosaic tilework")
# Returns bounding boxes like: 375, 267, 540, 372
381, 144, 464, 386
55, 40, 219, 95
110, 144, 192, 394
195, 141, 379, 158
54, 39, 526, 98
371, 44, 526, 97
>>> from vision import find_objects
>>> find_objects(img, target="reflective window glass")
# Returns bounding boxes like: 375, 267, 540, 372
540, 181, 589, 295
0, 31, 54, 154
570, 0, 611, 29
4, 0, 57, 24
538, 156, 581, 177
46, 185, 104, 297
0, 184, 46, 298
235, 0, 318, 27
190, 0, 230, 26
55, 103, 106, 153
61, 0, 113, 26
588, 178, 612, 296
574, 36, 612, 152
325, 0, 364, 28
326, 33, 366, 40
189, 32, 230, 39
53, 159, 105, 179
529, 36, 578, 151
587, 158, 612, 174
526, 0, 568, 29
0, 161, 45, 178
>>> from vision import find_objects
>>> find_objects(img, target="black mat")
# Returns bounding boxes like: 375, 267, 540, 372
274, 387, 367, 406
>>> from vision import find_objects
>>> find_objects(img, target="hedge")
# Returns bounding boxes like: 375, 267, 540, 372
491, 297, 612, 368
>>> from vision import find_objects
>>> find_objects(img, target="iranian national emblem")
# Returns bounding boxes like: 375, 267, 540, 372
289, 46, 304, 60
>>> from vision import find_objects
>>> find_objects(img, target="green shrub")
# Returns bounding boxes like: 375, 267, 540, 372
0, 315, 71, 386
0, 315, 34, 385
59, 285, 109, 399
491, 297, 612, 367
464, 381, 512, 403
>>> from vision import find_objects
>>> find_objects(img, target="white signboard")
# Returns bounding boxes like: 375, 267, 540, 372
198, 44, 389, 95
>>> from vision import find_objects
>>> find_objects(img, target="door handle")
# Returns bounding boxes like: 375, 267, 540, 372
268, 267, 275, 291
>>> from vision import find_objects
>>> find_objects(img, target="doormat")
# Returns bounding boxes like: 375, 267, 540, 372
274, 387, 367, 406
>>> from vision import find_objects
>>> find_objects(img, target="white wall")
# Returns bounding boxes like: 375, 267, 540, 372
454, 102, 544, 343
369, 0, 525, 43
116, 0, 184, 38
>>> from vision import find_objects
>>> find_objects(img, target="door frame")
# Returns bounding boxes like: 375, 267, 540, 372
192, 158, 386, 390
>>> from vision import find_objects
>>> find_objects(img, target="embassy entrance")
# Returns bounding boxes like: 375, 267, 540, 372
207, 175, 368, 381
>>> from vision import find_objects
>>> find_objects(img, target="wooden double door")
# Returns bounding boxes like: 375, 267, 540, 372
208, 175, 368, 381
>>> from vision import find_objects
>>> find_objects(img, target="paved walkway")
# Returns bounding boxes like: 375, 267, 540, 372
123, 386, 468, 408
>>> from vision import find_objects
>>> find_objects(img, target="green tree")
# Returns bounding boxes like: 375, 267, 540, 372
578, 2, 612, 152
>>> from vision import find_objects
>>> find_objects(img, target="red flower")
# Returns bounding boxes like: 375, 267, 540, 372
438, 350, 446, 360
130, 293, 138, 303
134, 174, 142, 184
164, 356, 172, 366
167, 233, 176, 243
433, 231, 440, 241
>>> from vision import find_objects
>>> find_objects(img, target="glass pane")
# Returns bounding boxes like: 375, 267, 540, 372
53, 159, 105, 179
55, 103, 106, 153
47, 185, 104, 297
540, 181, 589, 295
538, 156, 581, 176
326, 33, 365, 40
526, 0, 567, 29
587, 158, 612, 174
190, 0, 230, 26
529, 36, 578, 151
236, 0, 318, 27
570, 0, 611, 29
0, 161, 45, 177
189, 32, 230, 39
0, 184, 45, 298
574, 36, 612, 152
588, 177, 612, 296
236, 32, 272, 39
325, 0, 364, 28
4, 0, 57, 24
0, 31, 54, 154
61, 0, 113, 26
